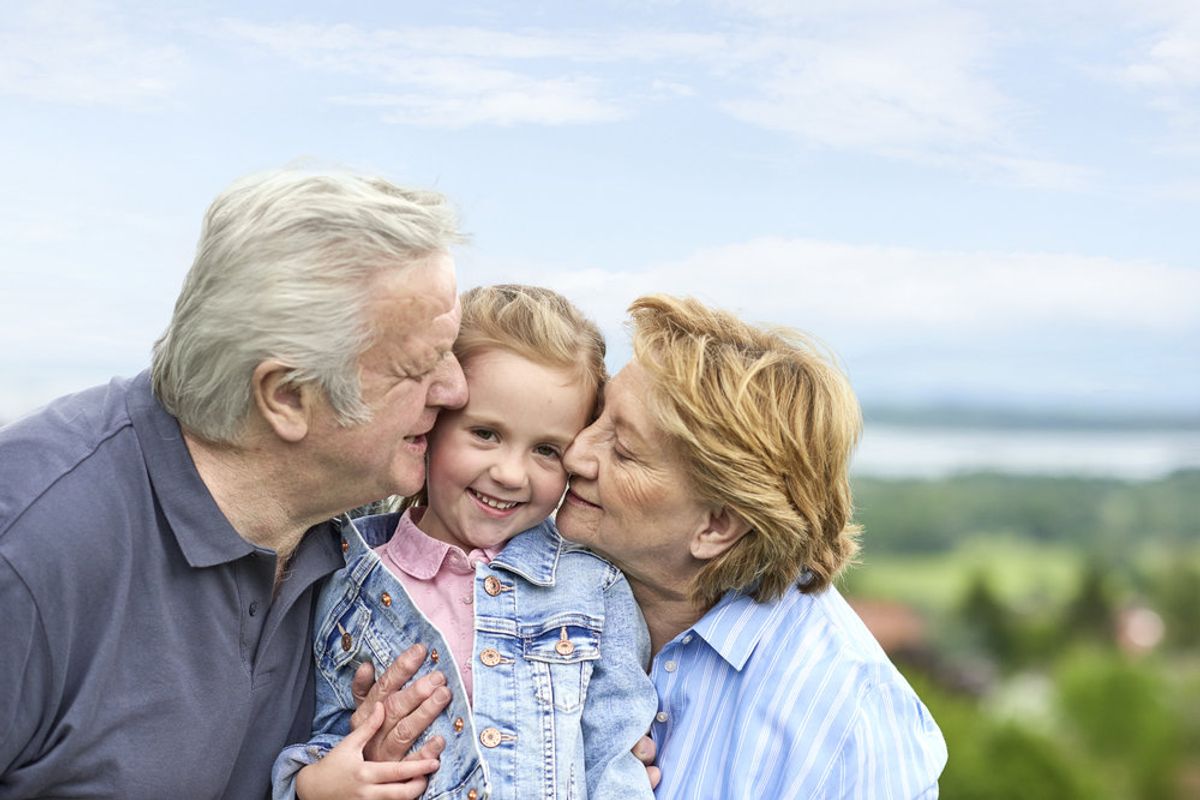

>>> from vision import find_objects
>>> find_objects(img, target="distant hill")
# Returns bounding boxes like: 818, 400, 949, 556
863, 405, 1200, 432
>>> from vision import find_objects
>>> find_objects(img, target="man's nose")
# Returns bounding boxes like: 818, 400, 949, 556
429, 353, 467, 409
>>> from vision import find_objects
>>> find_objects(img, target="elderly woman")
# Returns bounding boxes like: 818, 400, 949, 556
556, 295, 947, 798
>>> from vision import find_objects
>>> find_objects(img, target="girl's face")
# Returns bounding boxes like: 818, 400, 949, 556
418, 347, 592, 552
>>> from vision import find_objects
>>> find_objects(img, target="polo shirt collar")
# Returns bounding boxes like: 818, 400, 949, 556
690, 586, 801, 672
124, 371, 260, 568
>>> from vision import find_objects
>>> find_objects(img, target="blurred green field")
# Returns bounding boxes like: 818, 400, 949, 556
837, 472, 1200, 798
842, 536, 1084, 612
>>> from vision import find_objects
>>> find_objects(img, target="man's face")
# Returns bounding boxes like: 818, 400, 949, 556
307, 251, 467, 509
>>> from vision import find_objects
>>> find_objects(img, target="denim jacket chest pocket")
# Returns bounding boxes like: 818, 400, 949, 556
521, 620, 602, 713
317, 592, 415, 709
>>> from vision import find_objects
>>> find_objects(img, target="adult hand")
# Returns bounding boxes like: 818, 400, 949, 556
633, 734, 661, 789
349, 643, 452, 762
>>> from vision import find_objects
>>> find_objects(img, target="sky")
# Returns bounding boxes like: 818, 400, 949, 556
1, 0, 1198, 423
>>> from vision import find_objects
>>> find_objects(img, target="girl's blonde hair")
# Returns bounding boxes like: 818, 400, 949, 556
401, 284, 606, 510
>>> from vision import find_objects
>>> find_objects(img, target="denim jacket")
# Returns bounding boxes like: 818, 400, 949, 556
272, 513, 657, 800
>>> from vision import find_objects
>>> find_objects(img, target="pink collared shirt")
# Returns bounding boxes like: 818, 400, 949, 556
374, 508, 500, 704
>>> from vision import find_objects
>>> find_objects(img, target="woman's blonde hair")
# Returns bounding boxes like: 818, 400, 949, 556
401, 284, 606, 510
629, 294, 861, 606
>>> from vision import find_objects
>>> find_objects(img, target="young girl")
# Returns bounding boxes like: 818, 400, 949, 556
272, 285, 657, 800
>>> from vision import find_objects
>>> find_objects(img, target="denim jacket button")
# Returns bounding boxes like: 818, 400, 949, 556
483, 576, 503, 596
480, 727, 502, 748
341, 539, 349, 554
453, 717, 465, 733
380, 592, 392, 607
480, 648, 503, 667
467, 790, 478, 800
555, 639, 575, 656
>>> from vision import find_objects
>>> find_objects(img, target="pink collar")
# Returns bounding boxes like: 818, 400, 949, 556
380, 507, 500, 579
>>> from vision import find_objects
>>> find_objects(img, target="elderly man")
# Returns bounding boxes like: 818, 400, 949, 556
0, 171, 467, 798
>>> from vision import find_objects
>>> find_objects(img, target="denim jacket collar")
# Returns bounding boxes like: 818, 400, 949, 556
486, 520, 562, 587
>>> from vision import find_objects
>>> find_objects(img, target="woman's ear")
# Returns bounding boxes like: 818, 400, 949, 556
690, 507, 752, 561
251, 361, 312, 443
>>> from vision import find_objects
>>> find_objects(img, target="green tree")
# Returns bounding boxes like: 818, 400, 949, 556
961, 571, 1017, 664
1056, 649, 1182, 799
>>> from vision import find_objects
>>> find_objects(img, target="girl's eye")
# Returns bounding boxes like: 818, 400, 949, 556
534, 444, 561, 458
472, 429, 498, 442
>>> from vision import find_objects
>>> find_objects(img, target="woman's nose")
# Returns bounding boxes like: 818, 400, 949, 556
563, 424, 599, 479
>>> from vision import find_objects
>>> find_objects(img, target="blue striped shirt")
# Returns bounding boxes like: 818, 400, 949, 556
650, 584, 946, 799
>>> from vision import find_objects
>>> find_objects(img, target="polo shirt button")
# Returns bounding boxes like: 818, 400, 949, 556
453, 717, 465, 733
664, 660, 678, 673
380, 592, 392, 607
480, 727, 502, 748
656, 711, 669, 723
484, 576, 503, 596
480, 648, 503, 667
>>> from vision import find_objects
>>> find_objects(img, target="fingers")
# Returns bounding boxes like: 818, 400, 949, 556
633, 734, 656, 765
405, 735, 446, 763
363, 758, 440, 784
368, 680, 452, 762
343, 701, 386, 749
350, 644, 426, 731
351, 660, 376, 708
633, 735, 659, 789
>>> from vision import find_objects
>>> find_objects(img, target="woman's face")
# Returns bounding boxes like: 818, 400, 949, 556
558, 361, 712, 591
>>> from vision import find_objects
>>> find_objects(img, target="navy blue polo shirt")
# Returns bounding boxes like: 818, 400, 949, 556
0, 372, 344, 799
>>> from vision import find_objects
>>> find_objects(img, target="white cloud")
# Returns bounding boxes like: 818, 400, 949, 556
1120, 4, 1200, 89
474, 237, 1200, 346
0, 1, 185, 107
215, 10, 1089, 185
222, 20, 637, 126
708, 5, 1096, 189
330, 76, 624, 127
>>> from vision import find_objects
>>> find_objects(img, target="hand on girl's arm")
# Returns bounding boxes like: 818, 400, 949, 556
349, 643, 452, 763
296, 703, 443, 800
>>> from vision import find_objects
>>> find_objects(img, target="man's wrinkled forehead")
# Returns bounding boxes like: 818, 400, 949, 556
375, 277, 458, 330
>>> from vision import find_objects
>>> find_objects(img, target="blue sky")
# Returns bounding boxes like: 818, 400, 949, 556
2, 0, 1197, 421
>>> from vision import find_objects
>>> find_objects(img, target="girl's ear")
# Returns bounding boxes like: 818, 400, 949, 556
251, 361, 313, 443
689, 507, 752, 561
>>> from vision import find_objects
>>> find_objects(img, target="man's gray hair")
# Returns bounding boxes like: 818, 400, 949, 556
151, 169, 462, 444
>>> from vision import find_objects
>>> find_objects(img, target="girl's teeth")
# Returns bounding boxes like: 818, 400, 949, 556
473, 490, 517, 510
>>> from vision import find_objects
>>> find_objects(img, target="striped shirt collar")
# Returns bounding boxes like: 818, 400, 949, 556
689, 586, 808, 672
